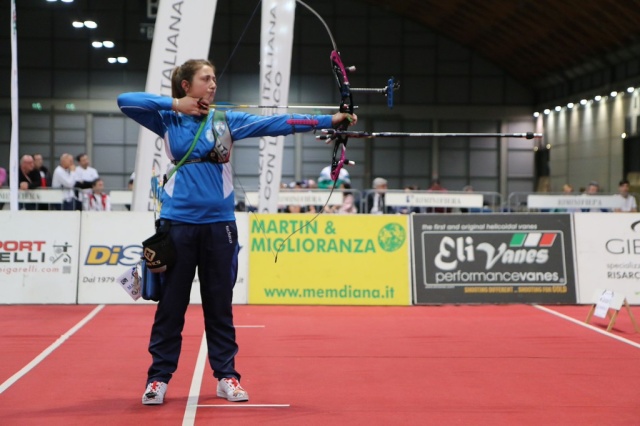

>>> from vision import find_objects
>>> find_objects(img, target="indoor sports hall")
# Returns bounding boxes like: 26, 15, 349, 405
2, 1, 640, 425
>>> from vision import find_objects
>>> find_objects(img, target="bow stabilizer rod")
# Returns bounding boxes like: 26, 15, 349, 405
316, 130, 543, 140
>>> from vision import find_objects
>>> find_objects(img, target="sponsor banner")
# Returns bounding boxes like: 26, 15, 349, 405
527, 194, 623, 210
412, 214, 577, 304
0, 189, 64, 204
0, 212, 80, 303
245, 190, 344, 207
574, 213, 640, 304
78, 212, 249, 304
248, 214, 411, 305
386, 192, 483, 208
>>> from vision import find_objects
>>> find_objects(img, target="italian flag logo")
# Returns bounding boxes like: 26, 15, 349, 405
509, 233, 557, 248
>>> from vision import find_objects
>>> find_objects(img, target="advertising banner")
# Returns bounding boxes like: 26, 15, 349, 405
0, 212, 80, 303
78, 212, 249, 304
412, 214, 576, 304
574, 213, 640, 304
248, 214, 411, 305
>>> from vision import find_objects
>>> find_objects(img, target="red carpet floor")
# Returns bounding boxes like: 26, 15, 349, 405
0, 304, 638, 425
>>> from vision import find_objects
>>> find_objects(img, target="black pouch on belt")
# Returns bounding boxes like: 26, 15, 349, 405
141, 219, 176, 273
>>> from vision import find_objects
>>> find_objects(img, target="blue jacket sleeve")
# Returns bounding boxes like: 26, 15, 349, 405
226, 111, 333, 141
117, 92, 173, 137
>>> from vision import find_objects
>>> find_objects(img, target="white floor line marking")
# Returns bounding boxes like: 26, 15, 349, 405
197, 404, 290, 408
533, 304, 640, 350
182, 333, 208, 426
235, 325, 265, 328
0, 304, 105, 395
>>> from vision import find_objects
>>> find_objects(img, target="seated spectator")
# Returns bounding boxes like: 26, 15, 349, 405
18, 155, 42, 210
52, 154, 78, 210
426, 179, 450, 213
83, 178, 111, 211
614, 179, 637, 212
367, 177, 390, 214
337, 182, 358, 214
582, 181, 609, 212
318, 165, 351, 189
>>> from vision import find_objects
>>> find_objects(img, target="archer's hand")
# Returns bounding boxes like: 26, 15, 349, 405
331, 112, 357, 127
173, 96, 210, 116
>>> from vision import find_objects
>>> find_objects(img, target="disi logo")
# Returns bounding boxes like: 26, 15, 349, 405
85, 245, 142, 266
425, 231, 567, 285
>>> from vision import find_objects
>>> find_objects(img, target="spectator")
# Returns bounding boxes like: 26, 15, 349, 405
74, 153, 100, 209
426, 179, 450, 213
52, 154, 78, 210
318, 165, 351, 189
553, 183, 579, 213
337, 182, 358, 214
396, 185, 421, 214
614, 179, 638, 212
18, 155, 42, 210
33, 154, 52, 210
367, 177, 389, 214
83, 178, 111, 211
33, 154, 51, 187
582, 181, 608, 212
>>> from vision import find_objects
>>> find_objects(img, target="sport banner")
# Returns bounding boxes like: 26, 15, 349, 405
412, 214, 577, 304
573, 213, 640, 304
0, 212, 80, 303
248, 214, 411, 305
77, 212, 249, 304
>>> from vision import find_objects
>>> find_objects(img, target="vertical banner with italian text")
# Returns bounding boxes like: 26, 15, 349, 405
258, 0, 295, 213
132, 0, 218, 211
249, 214, 411, 305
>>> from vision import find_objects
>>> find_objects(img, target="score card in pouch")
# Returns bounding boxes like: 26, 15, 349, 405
117, 265, 141, 301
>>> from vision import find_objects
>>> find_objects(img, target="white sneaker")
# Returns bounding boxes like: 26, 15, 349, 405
142, 381, 167, 405
216, 377, 249, 402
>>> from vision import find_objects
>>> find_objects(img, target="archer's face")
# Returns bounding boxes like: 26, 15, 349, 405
185, 65, 217, 103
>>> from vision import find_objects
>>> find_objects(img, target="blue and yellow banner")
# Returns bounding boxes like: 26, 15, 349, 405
248, 214, 411, 305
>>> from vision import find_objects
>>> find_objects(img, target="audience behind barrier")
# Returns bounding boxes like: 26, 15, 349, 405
3, 163, 639, 214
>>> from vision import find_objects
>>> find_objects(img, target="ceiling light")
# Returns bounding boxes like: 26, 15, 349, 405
567, 102, 574, 109
61, 0, 74, 2
102, 41, 115, 48
72, 21, 84, 28
117, 56, 128, 64
580, 99, 587, 105
594, 95, 602, 101
610, 91, 618, 97
543, 109, 550, 115
83, 20, 97, 29
627, 87, 635, 93
533, 112, 540, 118
107, 57, 117, 63
622, 133, 627, 139
46, 0, 57, 2
554, 106, 561, 112
92, 41, 103, 48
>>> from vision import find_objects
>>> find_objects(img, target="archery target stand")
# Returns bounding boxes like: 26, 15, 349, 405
585, 289, 640, 333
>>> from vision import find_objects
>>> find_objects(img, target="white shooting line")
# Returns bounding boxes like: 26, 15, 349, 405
0, 304, 105, 395
533, 304, 640, 349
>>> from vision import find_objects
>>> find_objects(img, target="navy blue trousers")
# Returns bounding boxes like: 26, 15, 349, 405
146, 221, 240, 385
